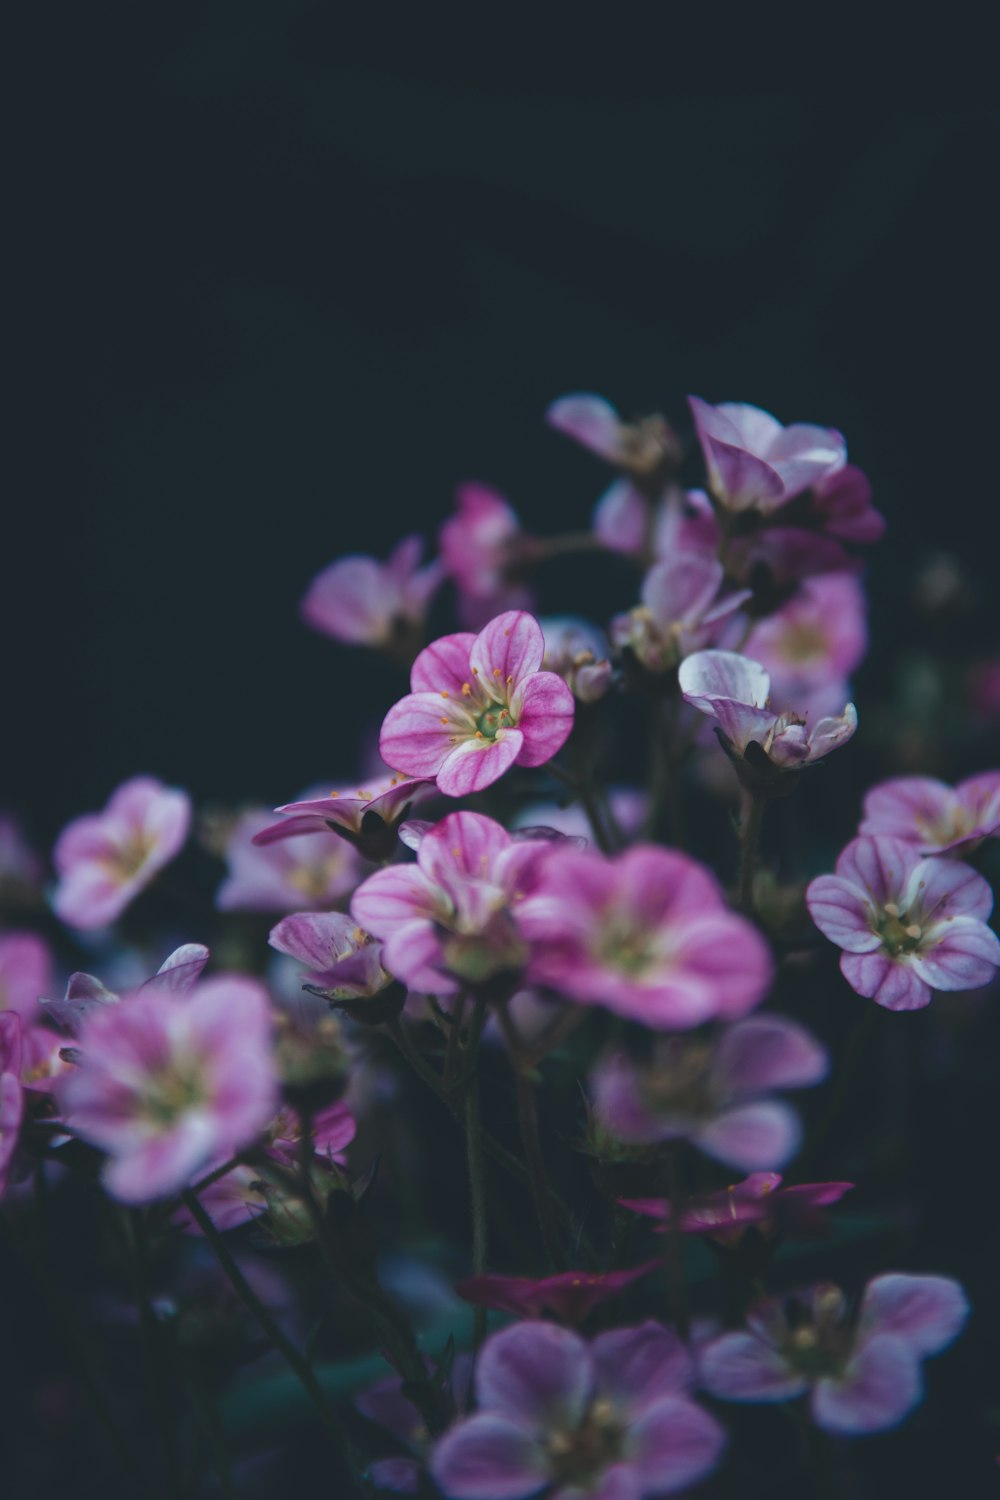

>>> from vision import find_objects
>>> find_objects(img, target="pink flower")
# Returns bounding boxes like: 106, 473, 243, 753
590, 1015, 827, 1169
859, 772, 1000, 856
217, 809, 362, 913
516, 845, 773, 1029
268, 911, 389, 998
439, 485, 535, 628
456, 1263, 660, 1325
0, 932, 54, 1023
547, 393, 681, 481
0, 1012, 25, 1195
350, 812, 549, 994
611, 552, 750, 672
41, 943, 211, 1036
741, 573, 868, 716
57, 975, 278, 1203
806, 835, 1000, 1010
380, 612, 575, 798
621, 1173, 853, 1247
701, 1274, 968, 1434
52, 776, 192, 930
253, 771, 438, 863
688, 397, 847, 517
300, 536, 442, 649
539, 617, 613, 703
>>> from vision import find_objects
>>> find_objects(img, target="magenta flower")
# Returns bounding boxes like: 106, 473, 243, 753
689, 397, 847, 516
590, 1015, 828, 1170
52, 776, 192, 930
806, 835, 1000, 1010
439, 484, 535, 628
809, 462, 886, 544
379, 613, 575, 798
611, 551, 750, 672
741, 573, 868, 715
539, 617, 613, 704
351, 812, 549, 994
679, 650, 857, 771
516, 844, 772, 1028
57, 975, 278, 1203
300, 536, 442, 649
0, 932, 54, 1023
621, 1173, 853, 1248
701, 1274, 968, 1434
268, 911, 389, 998
432, 1319, 725, 1499
456, 1263, 660, 1325
217, 809, 362, 913
254, 771, 438, 863
0, 1012, 25, 1195
859, 772, 1000, 856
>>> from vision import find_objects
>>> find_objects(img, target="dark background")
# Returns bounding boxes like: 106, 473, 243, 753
8, 13, 1000, 840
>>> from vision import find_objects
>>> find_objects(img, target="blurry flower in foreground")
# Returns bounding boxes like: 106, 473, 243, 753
517, 844, 772, 1028
0, 932, 54, 1022
688, 397, 847, 517
300, 535, 442, 650
741, 572, 868, 717
217, 808, 362, 912
254, 772, 438, 864
701, 1274, 968, 1434
53, 776, 192, 930
0, 1012, 25, 1194
807, 835, 1000, 1011
439, 484, 536, 628
590, 1015, 828, 1170
57, 976, 277, 1203
380, 612, 575, 798
621, 1173, 853, 1248
859, 772, 1000, 857
432, 1319, 724, 1499
456, 1263, 660, 1325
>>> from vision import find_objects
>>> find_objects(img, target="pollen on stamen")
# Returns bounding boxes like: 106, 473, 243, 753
905, 924, 922, 939
493, 667, 502, 677
440, 716, 449, 725
475, 730, 484, 738
506, 673, 513, 683
471, 666, 479, 674
328, 790, 340, 798
884, 902, 900, 917
461, 682, 472, 696
440, 690, 449, 698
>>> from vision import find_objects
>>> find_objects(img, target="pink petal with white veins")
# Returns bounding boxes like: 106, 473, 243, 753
350, 866, 441, 938
840, 951, 930, 1010
437, 734, 525, 797
410, 632, 477, 695
419, 812, 512, 901
860, 776, 955, 843
471, 612, 545, 688
857, 1274, 969, 1356
510, 672, 575, 766
380, 693, 464, 778
910, 919, 1000, 990
711, 1015, 828, 1095
806, 874, 882, 953
678, 650, 770, 709
833, 836, 915, 905
904, 855, 995, 924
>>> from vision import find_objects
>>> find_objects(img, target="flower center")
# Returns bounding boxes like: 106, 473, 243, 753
778, 620, 827, 665
142, 1062, 205, 1125
474, 704, 514, 741
547, 1399, 623, 1487
640, 1040, 714, 1117
875, 901, 925, 955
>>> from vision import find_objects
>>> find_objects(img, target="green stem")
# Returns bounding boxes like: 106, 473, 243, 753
738, 794, 766, 915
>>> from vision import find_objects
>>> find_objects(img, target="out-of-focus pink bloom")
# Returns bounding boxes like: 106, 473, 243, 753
539, 617, 613, 703
0, 932, 54, 1022
456, 1262, 660, 1325
431, 1319, 725, 1500
351, 812, 549, 994
859, 772, 1000, 856
590, 1015, 828, 1170
254, 772, 438, 864
809, 463, 885, 544
516, 845, 772, 1029
0, 1012, 25, 1194
611, 552, 750, 672
621, 1173, 853, 1247
807, 835, 1000, 1010
439, 485, 535, 628
679, 650, 857, 771
547, 394, 682, 481
689, 397, 847, 517
268, 911, 389, 998
742, 574, 868, 716
701, 1274, 968, 1434
41, 944, 211, 1036
57, 976, 278, 1203
217, 809, 362, 913
380, 613, 575, 798
53, 777, 191, 930
300, 536, 442, 648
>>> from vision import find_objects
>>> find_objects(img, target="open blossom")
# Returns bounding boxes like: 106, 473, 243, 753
701, 1274, 968, 1434
380, 612, 575, 798
679, 650, 857, 771
217, 808, 362, 912
516, 845, 772, 1028
0, 1013, 24, 1195
611, 551, 750, 672
351, 812, 550, 993
859, 772, 1000, 856
456, 1263, 660, 1325
0, 932, 54, 1023
539, 617, 613, 703
591, 1015, 828, 1170
53, 776, 192, 930
741, 573, 868, 716
253, 771, 438, 863
689, 397, 847, 516
300, 536, 442, 648
439, 484, 535, 627
621, 1174, 853, 1248
433, 1320, 723, 1500
806, 835, 1000, 1010
268, 911, 389, 998
57, 975, 278, 1203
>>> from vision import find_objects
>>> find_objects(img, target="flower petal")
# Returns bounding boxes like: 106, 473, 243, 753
839, 952, 930, 1010
411, 633, 478, 695
622, 1396, 726, 1494
546, 394, 623, 462
380, 694, 464, 778
711, 1015, 829, 1095
437, 734, 524, 796
695, 1102, 802, 1171
699, 1331, 808, 1402
806, 875, 880, 953
857, 1273, 969, 1356
811, 1335, 921, 1434
911, 919, 1000, 991
431, 1414, 550, 1500
591, 1322, 693, 1414
510, 672, 575, 767
475, 1323, 591, 1432
471, 612, 545, 688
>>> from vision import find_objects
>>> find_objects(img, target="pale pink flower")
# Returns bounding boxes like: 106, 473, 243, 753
611, 552, 750, 672
301, 536, 442, 648
217, 809, 362, 913
859, 772, 1000, 856
439, 484, 535, 627
741, 573, 868, 716
539, 617, 613, 703
688, 397, 847, 516
253, 771, 438, 863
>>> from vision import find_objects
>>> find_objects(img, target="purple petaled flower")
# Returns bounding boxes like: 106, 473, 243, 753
0, 1012, 25, 1195
351, 812, 549, 994
611, 551, 750, 672
431, 1319, 725, 1499
590, 1015, 828, 1170
217, 809, 362, 913
679, 650, 857, 774
859, 772, 1000, 857
621, 1173, 853, 1248
57, 975, 278, 1203
806, 835, 1000, 1010
439, 485, 535, 628
52, 776, 192, 930
539, 618, 613, 704
268, 911, 389, 998
300, 536, 442, 650
808, 463, 886, 544
516, 845, 772, 1029
547, 394, 681, 481
0, 932, 54, 1023
688, 397, 847, 517
701, 1274, 968, 1434
741, 574, 868, 717
379, 613, 575, 798
456, 1263, 661, 1325
253, 771, 438, 863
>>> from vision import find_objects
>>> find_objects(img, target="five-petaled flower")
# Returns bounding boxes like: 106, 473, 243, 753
859, 772, 1000, 857
379, 612, 575, 797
